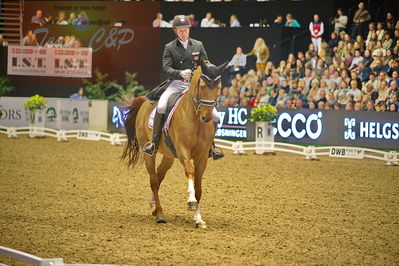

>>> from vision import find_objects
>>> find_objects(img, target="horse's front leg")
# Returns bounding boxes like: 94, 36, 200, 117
181, 159, 198, 211
193, 154, 208, 229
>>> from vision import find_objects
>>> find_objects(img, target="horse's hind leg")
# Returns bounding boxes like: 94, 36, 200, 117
144, 155, 166, 223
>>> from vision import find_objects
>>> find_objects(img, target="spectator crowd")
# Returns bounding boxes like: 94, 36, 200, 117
220, 3, 399, 112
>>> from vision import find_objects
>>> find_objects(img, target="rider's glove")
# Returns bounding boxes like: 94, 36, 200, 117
180, 69, 192, 81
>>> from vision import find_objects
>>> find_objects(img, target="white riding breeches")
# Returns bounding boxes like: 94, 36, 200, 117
157, 80, 219, 122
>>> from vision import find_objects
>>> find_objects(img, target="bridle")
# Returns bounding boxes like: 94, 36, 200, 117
189, 73, 220, 115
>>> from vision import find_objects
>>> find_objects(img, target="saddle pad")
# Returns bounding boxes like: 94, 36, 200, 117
148, 92, 185, 130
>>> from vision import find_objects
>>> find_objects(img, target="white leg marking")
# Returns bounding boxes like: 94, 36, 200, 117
149, 193, 155, 208
193, 204, 206, 228
187, 179, 197, 203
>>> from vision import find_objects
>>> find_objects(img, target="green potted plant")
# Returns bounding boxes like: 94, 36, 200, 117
250, 104, 278, 154
24, 94, 47, 137
0, 77, 14, 97
109, 71, 148, 103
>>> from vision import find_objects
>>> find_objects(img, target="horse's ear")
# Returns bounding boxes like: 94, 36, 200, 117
217, 61, 229, 74
201, 59, 208, 74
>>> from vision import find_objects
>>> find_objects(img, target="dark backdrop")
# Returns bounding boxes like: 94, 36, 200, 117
161, 0, 334, 30
4, 0, 339, 97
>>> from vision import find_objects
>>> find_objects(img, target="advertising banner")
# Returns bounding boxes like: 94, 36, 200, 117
0, 97, 89, 129
7, 46, 92, 77
274, 109, 399, 150
106, 104, 399, 150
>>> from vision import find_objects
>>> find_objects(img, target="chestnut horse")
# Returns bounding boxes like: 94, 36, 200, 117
121, 62, 227, 228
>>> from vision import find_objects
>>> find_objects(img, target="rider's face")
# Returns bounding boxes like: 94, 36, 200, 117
175, 27, 190, 42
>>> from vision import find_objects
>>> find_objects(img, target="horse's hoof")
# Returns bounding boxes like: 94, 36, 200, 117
187, 201, 198, 211
151, 210, 157, 216
156, 215, 166, 223
196, 222, 207, 229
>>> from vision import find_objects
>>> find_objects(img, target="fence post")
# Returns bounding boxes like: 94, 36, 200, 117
57, 130, 68, 142
304, 146, 318, 160
111, 133, 122, 145
233, 141, 245, 155
385, 151, 398, 166
7, 127, 17, 138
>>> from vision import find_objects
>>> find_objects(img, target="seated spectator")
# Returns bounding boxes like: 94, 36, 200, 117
77, 12, 88, 26
187, 14, 198, 27
377, 80, 389, 103
366, 23, 376, 43
218, 87, 230, 105
382, 33, 393, 49
388, 102, 398, 112
295, 99, 304, 109
387, 92, 399, 109
354, 102, 363, 111
308, 101, 316, 109
69, 88, 87, 100
273, 15, 284, 27
69, 13, 79, 25
332, 8, 348, 34
384, 49, 394, 66
363, 49, 373, 67
345, 101, 354, 110
385, 12, 395, 32
388, 71, 398, 87
307, 80, 320, 102
328, 32, 339, 51
276, 89, 288, 107
22, 30, 38, 46
56, 11, 68, 25
0, 34, 8, 47
279, 79, 290, 93
347, 80, 362, 99
317, 101, 326, 110
227, 47, 247, 80
376, 22, 386, 41
285, 13, 300, 28
201, 12, 219, 28
45, 15, 54, 25
376, 101, 387, 111
230, 15, 241, 27
31, 10, 46, 26
365, 101, 376, 111
316, 89, 327, 105
393, 40, 399, 56
372, 58, 388, 74
152, 13, 171, 28
350, 49, 364, 69
357, 62, 371, 82
387, 80, 398, 101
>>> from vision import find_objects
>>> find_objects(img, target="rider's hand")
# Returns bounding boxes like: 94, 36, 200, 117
180, 69, 192, 81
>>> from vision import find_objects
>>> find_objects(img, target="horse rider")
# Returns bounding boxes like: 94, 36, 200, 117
143, 15, 224, 160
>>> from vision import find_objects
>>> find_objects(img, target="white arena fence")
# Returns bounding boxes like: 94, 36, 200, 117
0, 125, 398, 166
0, 246, 116, 266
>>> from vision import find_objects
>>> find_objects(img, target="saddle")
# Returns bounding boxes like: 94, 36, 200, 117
146, 79, 172, 103
147, 90, 186, 158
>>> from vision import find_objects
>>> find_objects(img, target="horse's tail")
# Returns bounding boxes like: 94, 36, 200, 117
121, 96, 146, 168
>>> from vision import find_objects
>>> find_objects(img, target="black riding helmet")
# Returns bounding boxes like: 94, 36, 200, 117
172, 15, 191, 28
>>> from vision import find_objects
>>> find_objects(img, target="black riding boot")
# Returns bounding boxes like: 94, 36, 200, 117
209, 122, 224, 160
142, 111, 164, 156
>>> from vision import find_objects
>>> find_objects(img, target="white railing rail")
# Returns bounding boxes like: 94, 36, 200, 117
215, 139, 398, 166
0, 245, 117, 266
0, 126, 397, 165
